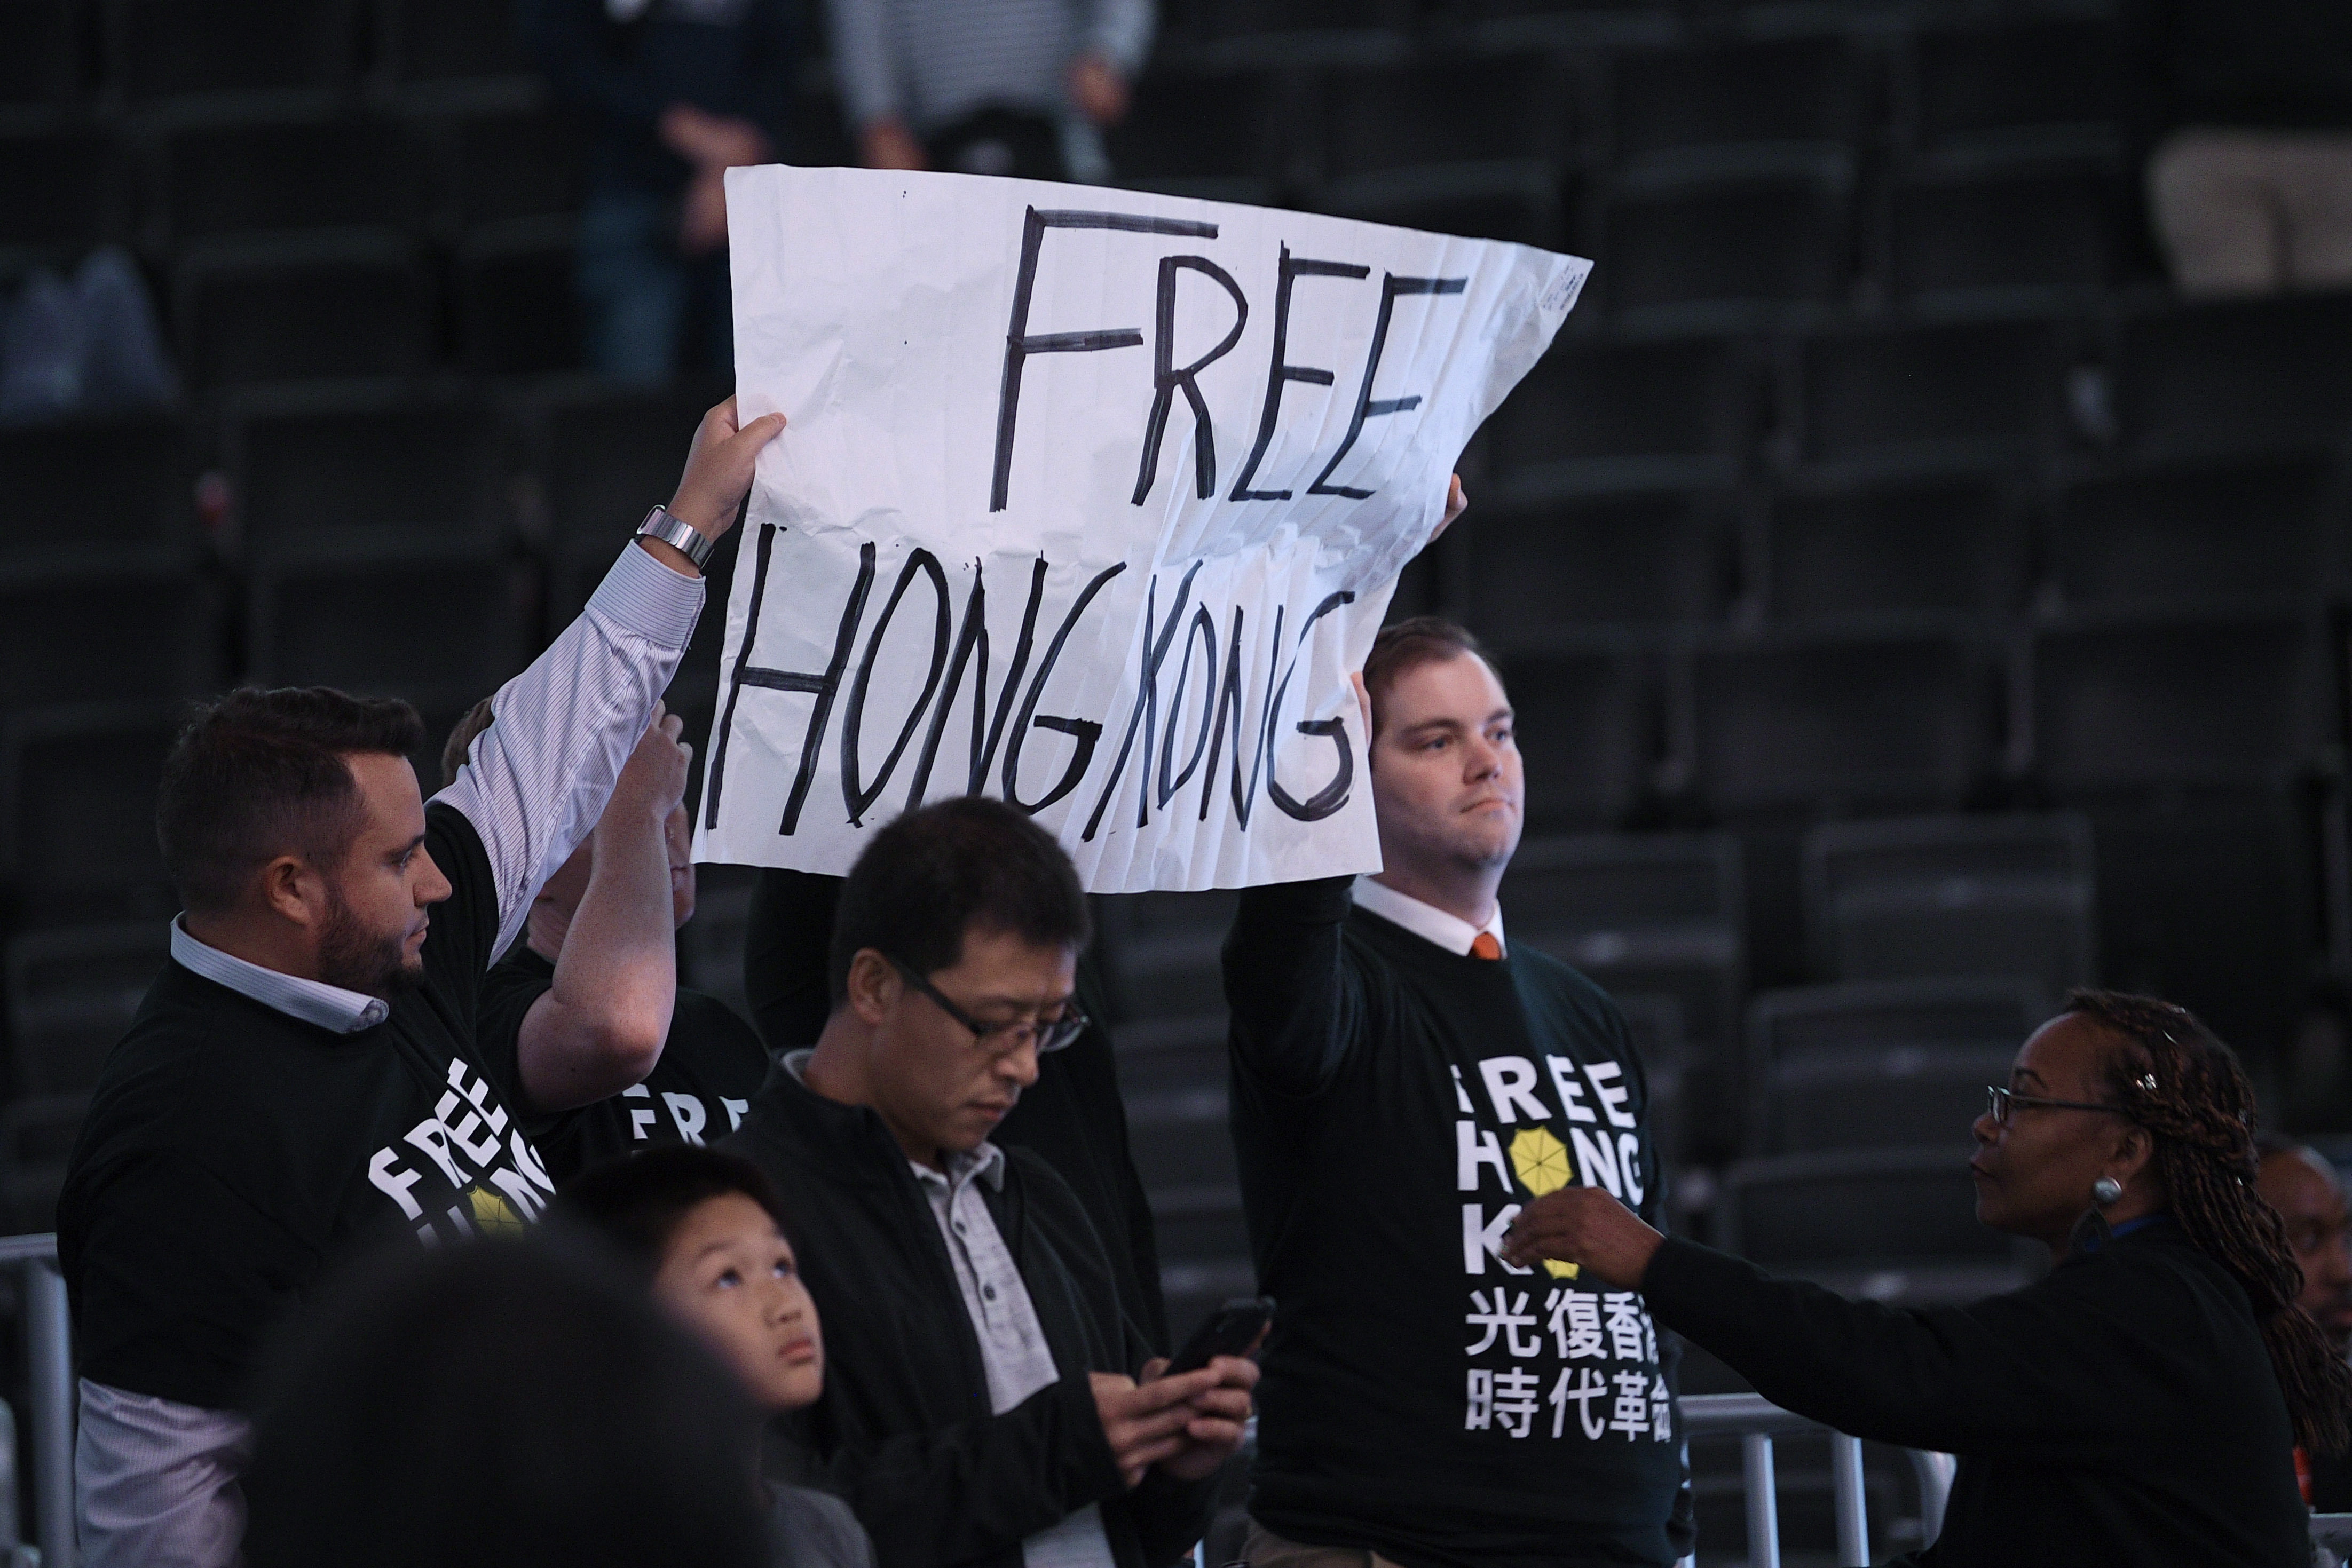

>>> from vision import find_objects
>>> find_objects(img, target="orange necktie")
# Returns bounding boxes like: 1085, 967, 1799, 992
1470, 932, 1503, 961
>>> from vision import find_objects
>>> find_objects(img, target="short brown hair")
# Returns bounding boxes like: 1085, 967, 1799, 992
1363, 617, 1496, 738
157, 687, 426, 914
440, 696, 498, 790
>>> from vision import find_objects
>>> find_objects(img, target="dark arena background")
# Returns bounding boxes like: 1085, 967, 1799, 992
4, 0, 2351, 1561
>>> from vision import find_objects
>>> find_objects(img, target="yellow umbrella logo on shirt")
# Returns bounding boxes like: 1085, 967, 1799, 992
467, 1184, 527, 1238
1508, 1128, 1579, 1279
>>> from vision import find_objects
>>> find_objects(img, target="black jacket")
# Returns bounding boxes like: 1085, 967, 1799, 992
742, 868, 1167, 1350
722, 1062, 1212, 1568
1642, 1218, 2309, 1567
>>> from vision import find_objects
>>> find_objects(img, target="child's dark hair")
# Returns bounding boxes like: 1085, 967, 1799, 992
555, 1146, 792, 1274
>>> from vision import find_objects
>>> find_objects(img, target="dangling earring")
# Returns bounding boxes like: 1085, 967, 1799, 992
2092, 1176, 2123, 1206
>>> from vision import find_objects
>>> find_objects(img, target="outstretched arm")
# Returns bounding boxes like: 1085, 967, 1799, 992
437, 400, 784, 962
515, 710, 692, 1113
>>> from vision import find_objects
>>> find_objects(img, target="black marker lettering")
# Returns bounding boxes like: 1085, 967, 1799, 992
1001, 562, 1127, 813
840, 550, 950, 826
1081, 560, 1204, 841
1229, 248, 1370, 502
1307, 272, 1469, 499
1132, 256, 1248, 505
1264, 590, 1358, 821
1156, 605, 1219, 807
704, 527, 877, 836
992, 208, 1218, 512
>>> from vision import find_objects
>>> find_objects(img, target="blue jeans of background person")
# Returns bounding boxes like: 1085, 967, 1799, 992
576, 186, 734, 384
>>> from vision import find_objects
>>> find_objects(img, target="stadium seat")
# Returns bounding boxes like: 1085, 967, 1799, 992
2025, 609, 2324, 795
418, 92, 587, 228
1459, 486, 1733, 636
0, 552, 214, 714
1717, 1147, 2032, 1303
1314, 51, 1564, 178
1154, 1186, 1256, 1343
0, 126, 129, 250
1112, 1013, 1227, 1100
1310, 163, 1561, 250
0, 413, 186, 555
0, 0, 79, 108
4, 921, 170, 1095
2111, 294, 2352, 460
153, 108, 416, 242
1106, 62, 1290, 200
376, 0, 534, 86
246, 543, 528, 700
1099, 889, 1237, 1024
1756, 1047, 2015, 1157
1491, 640, 1660, 833
454, 219, 579, 375
1607, 37, 1861, 164
677, 862, 756, 1025
0, 703, 183, 926
1789, 319, 2062, 472
1746, 977, 2049, 1074
1161, 0, 1412, 42
224, 383, 498, 553
1905, 18, 2120, 155
1801, 814, 2096, 997
535, 382, 727, 580
1597, 156, 1853, 328
1613, 991, 1689, 1168
174, 233, 436, 387
1502, 831, 1745, 1050
1884, 154, 2117, 308
1126, 1080, 1238, 1199
1680, 626, 1992, 815
2047, 451, 2338, 611
1755, 470, 2025, 625
108, 0, 360, 101
1485, 332, 1754, 491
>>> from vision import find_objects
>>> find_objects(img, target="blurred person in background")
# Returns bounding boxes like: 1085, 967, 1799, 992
560, 1144, 876, 1568
241, 1236, 770, 1568
2257, 1136, 2352, 1509
446, 701, 771, 1186
1509, 991, 2347, 1567
527, 0, 796, 381
2129, 0, 2352, 295
830, 0, 1151, 184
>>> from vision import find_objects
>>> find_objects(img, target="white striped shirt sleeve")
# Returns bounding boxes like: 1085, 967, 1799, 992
433, 542, 705, 960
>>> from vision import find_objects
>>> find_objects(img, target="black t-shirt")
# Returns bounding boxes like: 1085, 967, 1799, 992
59, 804, 551, 1411
1225, 877, 1691, 1568
476, 944, 772, 1186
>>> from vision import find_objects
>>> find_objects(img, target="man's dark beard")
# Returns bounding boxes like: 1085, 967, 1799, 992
316, 886, 424, 1002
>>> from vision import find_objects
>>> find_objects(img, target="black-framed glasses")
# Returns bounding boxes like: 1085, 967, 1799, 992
1984, 1084, 2130, 1128
888, 956, 1088, 1057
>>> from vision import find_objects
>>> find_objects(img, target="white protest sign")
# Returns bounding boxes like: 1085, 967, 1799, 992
697, 164, 1587, 891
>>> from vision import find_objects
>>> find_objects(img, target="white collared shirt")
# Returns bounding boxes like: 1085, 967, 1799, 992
1351, 875, 1507, 958
167, 918, 387, 1033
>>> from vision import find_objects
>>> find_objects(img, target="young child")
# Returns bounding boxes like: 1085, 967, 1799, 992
558, 1145, 874, 1568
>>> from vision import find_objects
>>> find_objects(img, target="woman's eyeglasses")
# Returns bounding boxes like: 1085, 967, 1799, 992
1984, 1084, 2130, 1128
888, 956, 1090, 1057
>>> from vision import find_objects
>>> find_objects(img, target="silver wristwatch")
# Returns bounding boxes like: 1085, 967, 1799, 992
635, 505, 715, 571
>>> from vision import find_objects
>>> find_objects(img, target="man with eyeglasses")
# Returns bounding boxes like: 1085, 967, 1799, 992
723, 796, 1256, 1568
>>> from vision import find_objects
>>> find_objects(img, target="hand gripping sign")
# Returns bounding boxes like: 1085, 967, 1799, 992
697, 164, 1588, 892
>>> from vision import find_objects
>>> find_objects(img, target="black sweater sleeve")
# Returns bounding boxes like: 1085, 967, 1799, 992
1220, 876, 1370, 1099
1641, 1236, 2164, 1462
744, 869, 844, 1052
807, 1374, 1131, 1568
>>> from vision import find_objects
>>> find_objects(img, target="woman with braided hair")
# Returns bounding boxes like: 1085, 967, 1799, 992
1501, 989, 2336, 1566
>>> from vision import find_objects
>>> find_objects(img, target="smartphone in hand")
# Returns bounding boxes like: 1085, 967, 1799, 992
1165, 1296, 1274, 1376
